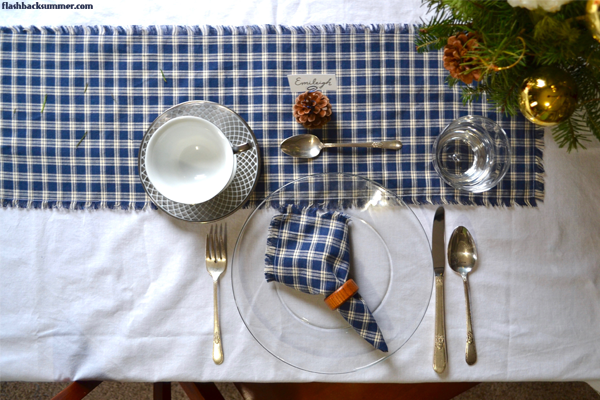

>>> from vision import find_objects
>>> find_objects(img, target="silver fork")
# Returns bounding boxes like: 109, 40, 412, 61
206, 224, 227, 365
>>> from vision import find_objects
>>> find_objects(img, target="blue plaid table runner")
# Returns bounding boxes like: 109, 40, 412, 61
0, 24, 544, 209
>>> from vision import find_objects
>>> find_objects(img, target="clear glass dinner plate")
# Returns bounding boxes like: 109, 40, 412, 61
231, 173, 433, 374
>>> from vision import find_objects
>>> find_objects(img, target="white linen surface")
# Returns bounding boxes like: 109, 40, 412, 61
1, 0, 600, 383
2, 0, 428, 27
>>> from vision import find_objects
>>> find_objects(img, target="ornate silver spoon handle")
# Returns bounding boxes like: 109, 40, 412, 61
322, 140, 402, 150
463, 275, 477, 365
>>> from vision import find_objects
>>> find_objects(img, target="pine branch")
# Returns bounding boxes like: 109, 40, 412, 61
571, 59, 600, 142
461, 82, 489, 103
417, 0, 600, 150
583, 102, 600, 142
446, 76, 460, 88
552, 116, 590, 152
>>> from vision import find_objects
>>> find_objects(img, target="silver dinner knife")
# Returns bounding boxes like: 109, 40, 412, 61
432, 206, 447, 373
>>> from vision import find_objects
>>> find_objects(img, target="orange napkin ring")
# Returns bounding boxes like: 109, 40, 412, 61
324, 279, 359, 310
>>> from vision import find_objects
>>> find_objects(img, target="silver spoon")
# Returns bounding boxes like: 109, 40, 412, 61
232, 142, 253, 154
448, 226, 478, 365
280, 134, 402, 159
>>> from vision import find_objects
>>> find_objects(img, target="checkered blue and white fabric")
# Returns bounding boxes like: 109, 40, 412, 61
0, 24, 544, 209
265, 205, 388, 352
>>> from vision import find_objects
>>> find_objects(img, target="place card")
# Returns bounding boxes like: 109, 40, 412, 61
287, 74, 338, 92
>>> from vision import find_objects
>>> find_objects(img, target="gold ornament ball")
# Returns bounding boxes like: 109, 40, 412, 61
587, 0, 600, 43
519, 67, 578, 127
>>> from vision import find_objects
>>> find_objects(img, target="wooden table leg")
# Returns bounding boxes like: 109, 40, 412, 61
233, 382, 479, 400
179, 382, 225, 400
153, 382, 171, 400
51, 381, 102, 400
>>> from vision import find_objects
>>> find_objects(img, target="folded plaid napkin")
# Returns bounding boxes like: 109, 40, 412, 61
265, 205, 388, 352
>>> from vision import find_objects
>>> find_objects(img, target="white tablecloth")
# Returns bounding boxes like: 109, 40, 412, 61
1, 0, 600, 383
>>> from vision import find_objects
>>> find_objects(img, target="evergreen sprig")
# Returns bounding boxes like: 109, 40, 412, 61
417, 0, 600, 151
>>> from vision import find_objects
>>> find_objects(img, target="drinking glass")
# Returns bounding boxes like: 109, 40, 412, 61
432, 115, 511, 193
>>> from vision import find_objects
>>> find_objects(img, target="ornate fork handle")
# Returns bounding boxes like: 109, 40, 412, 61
212, 280, 224, 364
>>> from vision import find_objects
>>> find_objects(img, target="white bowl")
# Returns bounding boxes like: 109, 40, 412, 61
145, 116, 236, 204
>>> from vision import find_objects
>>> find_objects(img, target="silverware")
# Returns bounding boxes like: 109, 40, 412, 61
448, 226, 478, 365
232, 142, 253, 154
432, 206, 447, 373
206, 224, 227, 365
280, 133, 402, 159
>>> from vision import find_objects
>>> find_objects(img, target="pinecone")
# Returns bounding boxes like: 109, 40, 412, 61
293, 90, 332, 129
443, 32, 482, 85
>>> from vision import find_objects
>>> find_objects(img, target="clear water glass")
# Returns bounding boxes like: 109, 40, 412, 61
432, 115, 511, 193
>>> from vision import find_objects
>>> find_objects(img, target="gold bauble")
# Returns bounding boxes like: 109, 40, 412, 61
519, 67, 578, 127
587, 0, 600, 43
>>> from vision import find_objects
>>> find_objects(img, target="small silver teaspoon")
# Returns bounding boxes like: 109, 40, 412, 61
232, 142, 253, 154
280, 134, 402, 159
448, 226, 478, 365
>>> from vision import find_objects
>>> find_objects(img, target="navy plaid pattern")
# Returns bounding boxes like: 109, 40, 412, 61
265, 206, 388, 352
0, 25, 544, 209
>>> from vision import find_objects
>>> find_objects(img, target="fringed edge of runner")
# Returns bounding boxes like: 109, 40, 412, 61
1, 199, 157, 210
0, 24, 417, 36
532, 126, 546, 207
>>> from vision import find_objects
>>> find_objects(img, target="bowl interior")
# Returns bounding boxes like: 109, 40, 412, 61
146, 116, 235, 204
